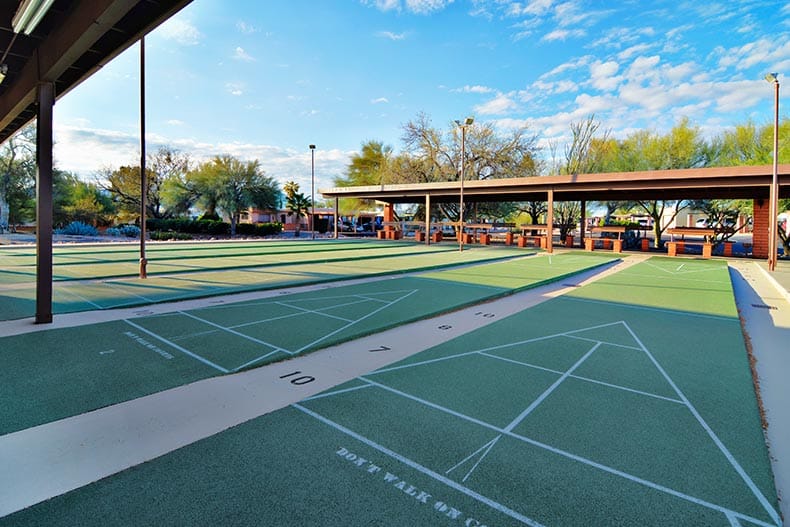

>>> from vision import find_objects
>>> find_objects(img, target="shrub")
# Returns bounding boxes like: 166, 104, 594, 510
56, 221, 98, 236
119, 224, 141, 238
235, 222, 283, 236
146, 219, 230, 235
105, 227, 121, 237
149, 231, 193, 241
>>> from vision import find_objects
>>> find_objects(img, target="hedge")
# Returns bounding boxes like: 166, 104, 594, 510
145, 219, 282, 236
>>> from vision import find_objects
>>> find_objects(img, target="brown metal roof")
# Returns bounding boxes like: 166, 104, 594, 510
319, 164, 790, 204
0, 0, 193, 144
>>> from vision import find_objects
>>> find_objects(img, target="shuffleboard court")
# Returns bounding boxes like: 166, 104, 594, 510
1, 256, 778, 526
0, 242, 528, 321
0, 253, 616, 435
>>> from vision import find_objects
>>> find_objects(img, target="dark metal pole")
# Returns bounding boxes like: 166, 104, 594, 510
35, 82, 54, 324
768, 76, 780, 271
139, 37, 147, 278
459, 124, 465, 252
310, 144, 316, 240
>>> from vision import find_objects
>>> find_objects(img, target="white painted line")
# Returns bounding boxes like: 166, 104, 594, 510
477, 352, 684, 405
303, 383, 373, 401
503, 342, 601, 433
621, 321, 782, 527
294, 289, 419, 354
54, 286, 105, 310
178, 310, 291, 356
446, 435, 502, 483
293, 405, 548, 527
123, 319, 229, 373
352, 378, 777, 527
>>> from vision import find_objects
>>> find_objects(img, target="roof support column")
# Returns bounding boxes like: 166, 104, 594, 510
580, 200, 586, 247
425, 193, 431, 245
35, 82, 54, 324
546, 189, 554, 254
333, 197, 339, 239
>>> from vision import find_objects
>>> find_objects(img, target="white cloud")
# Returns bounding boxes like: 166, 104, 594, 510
233, 47, 255, 62
542, 28, 585, 42
371, 97, 390, 104
474, 93, 518, 115
377, 31, 406, 41
166, 119, 184, 126
157, 18, 202, 46
452, 85, 494, 93
53, 124, 354, 194
405, 0, 454, 14
361, 0, 454, 14
589, 60, 621, 91
236, 21, 258, 34
225, 83, 245, 96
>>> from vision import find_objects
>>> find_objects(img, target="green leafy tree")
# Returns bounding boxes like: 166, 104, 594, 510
100, 146, 191, 221
0, 128, 36, 230
286, 192, 311, 237
333, 140, 392, 214
190, 155, 280, 235
54, 171, 115, 227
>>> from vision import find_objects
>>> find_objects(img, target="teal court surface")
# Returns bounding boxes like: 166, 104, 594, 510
0, 255, 781, 526
0, 251, 616, 435
0, 240, 529, 321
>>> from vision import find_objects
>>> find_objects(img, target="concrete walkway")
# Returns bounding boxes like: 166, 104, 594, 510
730, 259, 790, 525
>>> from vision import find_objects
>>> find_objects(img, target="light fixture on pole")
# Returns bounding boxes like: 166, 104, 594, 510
309, 144, 316, 240
765, 72, 780, 271
454, 117, 474, 252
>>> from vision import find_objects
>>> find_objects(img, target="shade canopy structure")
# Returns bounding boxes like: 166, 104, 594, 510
319, 165, 790, 205
0, 0, 193, 143
0, 0, 193, 323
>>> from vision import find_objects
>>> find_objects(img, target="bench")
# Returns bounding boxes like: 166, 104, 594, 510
666, 228, 715, 258
587, 226, 632, 253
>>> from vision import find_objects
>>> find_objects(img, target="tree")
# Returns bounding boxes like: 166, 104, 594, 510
286, 192, 311, 237
191, 155, 281, 236
333, 140, 392, 213
393, 112, 541, 224
100, 146, 192, 221
0, 128, 36, 231
619, 119, 708, 247
54, 171, 115, 227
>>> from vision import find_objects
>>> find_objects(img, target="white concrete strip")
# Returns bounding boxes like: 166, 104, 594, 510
756, 263, 790, 307
729, 260, 790, 525
0, 256, 637, 517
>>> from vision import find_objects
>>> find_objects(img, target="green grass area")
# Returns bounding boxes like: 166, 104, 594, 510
0, 241, 531, 321
2, 256, 778, 526
0, 253, 616, 435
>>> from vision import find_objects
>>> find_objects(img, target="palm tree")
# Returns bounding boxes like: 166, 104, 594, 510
286, 192, 311, 237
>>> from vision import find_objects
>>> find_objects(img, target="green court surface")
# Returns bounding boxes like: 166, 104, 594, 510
0, 252, 616, 435
2, 256, 778, 526
0, 240, 529, 321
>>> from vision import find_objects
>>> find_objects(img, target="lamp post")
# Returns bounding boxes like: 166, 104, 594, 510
454, 116, 474, 252
309, 144, 316, 240
765, 73, 780, 271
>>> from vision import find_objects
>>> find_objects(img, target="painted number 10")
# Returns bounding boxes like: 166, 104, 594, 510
279, 371, 315, 385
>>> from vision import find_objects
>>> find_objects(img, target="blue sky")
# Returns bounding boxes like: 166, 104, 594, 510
52, 0, 790, 195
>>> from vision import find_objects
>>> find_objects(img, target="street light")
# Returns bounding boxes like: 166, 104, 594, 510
765, 73, 780, 271
455, 116, 474, 252
309, 144, 316, 240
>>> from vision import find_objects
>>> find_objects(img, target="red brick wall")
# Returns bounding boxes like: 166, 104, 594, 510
752, 199, 769, 258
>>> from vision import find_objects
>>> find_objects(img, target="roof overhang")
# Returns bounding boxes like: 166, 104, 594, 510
319, 165, 790, 204
0, 0, 193, 144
